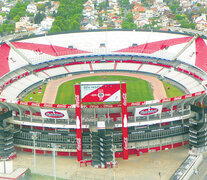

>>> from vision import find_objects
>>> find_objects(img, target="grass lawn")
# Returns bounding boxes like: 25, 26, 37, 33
23, 84, 46, 103
22, 76, 185, 104
162, 81, 184, 98
55, 75, 154, 104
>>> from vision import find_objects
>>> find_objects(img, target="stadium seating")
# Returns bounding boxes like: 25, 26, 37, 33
43, 67, 68, 77
0, 74, 42, 100
35, 71, 50, 79
66, 64, 91, 73
138, 64, 163, 74
92, 62, 115, 70
0, 59, 205, 101
116, 62, 140, 71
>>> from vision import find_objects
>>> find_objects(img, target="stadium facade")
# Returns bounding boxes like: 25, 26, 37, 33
0, 30, 207, 167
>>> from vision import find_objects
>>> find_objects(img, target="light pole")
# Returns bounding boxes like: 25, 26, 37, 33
158, 172, 161, 180
112, 144, 116, 166
32, 132, 38, 173
112, 141, 116, 180
51, 143, 57, 180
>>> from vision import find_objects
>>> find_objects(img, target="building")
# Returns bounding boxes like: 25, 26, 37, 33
26, 4, 37, 14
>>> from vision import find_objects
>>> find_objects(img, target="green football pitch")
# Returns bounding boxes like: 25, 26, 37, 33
55, 75, 154, 104
23, 75, 184, 104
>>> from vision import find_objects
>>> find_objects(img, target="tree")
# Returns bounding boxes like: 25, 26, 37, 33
126, 13, 133, 23
49, 0, 87, 33
49, 25, 62, 33
121, 20, 136, 29
0, 26, 3, 35
13, 15, 20, 22
45, 2, 52, 9
196, 3, 202, 7
119, 0, 129, 9
37, 3, 46, 11
98, 14, 103, 27
0, 12, 7, 17
179, 19, 196, 29
98, 2, 107, 10
164, 0, 181, 14
174, 14, 185, 20
141, 0, 150, 7
8, 2, 28, 20
26, 12, 35, 17
69, 19, 80, 31
34, 13, 45, 24
121, 13, 136, 29
24, 168, 32, 180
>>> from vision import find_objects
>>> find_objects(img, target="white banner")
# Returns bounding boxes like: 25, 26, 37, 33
97, 121, 105, 129
40, 109, 69, 119
135, 105, 162, 117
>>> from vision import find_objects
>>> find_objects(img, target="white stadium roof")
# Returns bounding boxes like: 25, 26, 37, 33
0, 30, 207, 78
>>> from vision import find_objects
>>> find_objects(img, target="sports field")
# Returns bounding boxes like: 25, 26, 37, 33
23, 84, 47, 102
162, 81, 184, 98
55, 75, 154, 104
23, 75, 184, 104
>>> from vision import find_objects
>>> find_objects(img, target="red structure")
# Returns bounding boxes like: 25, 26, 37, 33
74, 82, 129, 161
75, 84, 82, 161
121, 83, 128, 160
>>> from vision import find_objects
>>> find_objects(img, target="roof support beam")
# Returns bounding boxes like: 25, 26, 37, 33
6, 41, 32, 65
173, 34, 199, 61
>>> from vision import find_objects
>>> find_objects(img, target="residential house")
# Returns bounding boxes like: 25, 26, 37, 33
26, 4, 37, 14
40, 16, 55, 31
1, 6, 10, 13
145, 10, 153, 18
196, 20, 207, 31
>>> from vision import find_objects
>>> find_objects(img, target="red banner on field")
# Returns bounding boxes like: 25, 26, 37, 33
121, 83, 128, 160
75, 84, 82, 161
81, 82, 121, 102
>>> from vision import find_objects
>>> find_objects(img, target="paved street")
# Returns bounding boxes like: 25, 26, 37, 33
13, 147, 188, 180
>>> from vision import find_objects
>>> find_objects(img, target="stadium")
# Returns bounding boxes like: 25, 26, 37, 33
0, 29, 207, 173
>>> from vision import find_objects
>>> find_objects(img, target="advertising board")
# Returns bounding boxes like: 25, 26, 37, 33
81, 81, 121, 102
135, 105, 163, 117
40, 109, 69, 119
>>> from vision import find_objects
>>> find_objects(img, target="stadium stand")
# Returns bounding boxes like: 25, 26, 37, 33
92, 62, 115, 70
66, 63, 91, 73
138, 64, 163, 73
116, 62, 140, 71
43, 66, 68, 77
